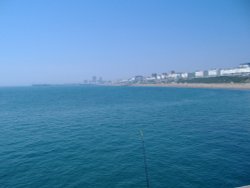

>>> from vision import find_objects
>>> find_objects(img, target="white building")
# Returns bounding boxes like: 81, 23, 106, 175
220, 67, 250, 76
181, 72, 195, 79
208, 69, 220, 77
156, 75, 162, 80
181, 73, 188, 79
168, 73, 181, 79
134, 75, 144, 82
239, 63, 250, 68
128, 77, 135, 82
195, 70, 208, 78
238, 63, 250, 74
239, 67, 250, 74
220, 68, 238, 76
220, 64, 250, 76
145, 76, 155, 81
160, 74, 167, 80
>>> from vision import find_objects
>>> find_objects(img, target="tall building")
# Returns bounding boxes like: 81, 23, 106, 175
92, 76, 97, 83
98, 77, 103, 83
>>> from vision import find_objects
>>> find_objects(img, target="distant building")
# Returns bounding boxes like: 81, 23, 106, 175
98, 77, 103, 83
220, 68, 236, 76
208, 69, 220, 77
145, 76, 155, 81
195, 70, 208, 78
162, 73, 168, 77
128, 77, 135, 82
168, 73, 181, 80
158, 75, 164, 80
239, 62, 250, 68
221, 67, 250, 76
238, 63, 250, 74
119, 79, 129, 83
92, 76, 97, 83
181, 72, 195, 79
156, 75, 162, 80
117, 62, 250, 85
134, 75, 144, 82
220, 63, 250, 76
181, 73, 188, 79
151, 73, 157, 79
240, 66, 250, 74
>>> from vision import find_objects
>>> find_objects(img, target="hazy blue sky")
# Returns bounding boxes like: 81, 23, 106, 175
0, 0, 249, 86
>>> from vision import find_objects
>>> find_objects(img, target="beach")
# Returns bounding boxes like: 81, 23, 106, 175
131, 83, 250, 90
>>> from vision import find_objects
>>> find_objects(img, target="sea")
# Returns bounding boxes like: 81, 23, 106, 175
0, 86, 250, 188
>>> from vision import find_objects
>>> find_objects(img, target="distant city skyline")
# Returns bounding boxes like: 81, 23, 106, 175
119, 62, 250, 84
0, 0, 250, 86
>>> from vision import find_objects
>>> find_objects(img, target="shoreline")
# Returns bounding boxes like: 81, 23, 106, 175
128, 83, 250, 90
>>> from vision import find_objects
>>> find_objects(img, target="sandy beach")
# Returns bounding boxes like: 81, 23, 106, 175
130, 83, 250, 90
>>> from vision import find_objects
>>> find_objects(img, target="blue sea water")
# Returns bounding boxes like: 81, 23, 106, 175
0, 86, 250, 188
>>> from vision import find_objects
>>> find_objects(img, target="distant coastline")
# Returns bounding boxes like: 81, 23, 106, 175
31, 83, 250, 90
128, 83, 250, 90
117, 63, 250, 86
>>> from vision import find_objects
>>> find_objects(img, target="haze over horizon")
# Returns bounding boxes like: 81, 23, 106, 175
0, 0, 250, 86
